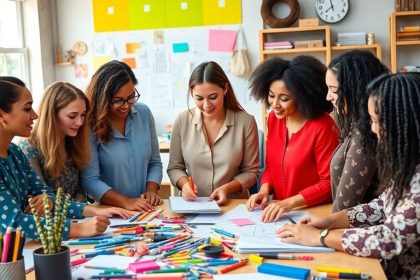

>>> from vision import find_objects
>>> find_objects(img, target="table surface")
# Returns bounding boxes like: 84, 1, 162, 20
26, 199, 387, 280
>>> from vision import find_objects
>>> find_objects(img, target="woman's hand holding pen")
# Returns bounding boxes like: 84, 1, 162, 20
181, 176, 197, 201
69, 216, 110, 238
24, 194, 53, 216
83, 205, 137, 219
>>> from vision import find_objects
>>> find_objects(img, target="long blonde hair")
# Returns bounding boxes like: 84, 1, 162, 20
31, 82, 90, 177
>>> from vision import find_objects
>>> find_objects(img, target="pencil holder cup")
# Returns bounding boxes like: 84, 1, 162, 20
0, 258, 26, 280
33, 246, 71, 280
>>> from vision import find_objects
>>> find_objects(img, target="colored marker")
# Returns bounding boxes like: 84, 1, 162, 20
90, 274, 136, 279
1, 227, 13, 262
220, 259, 248, 273
316, 266, 361, 274
211, 228, 236, 238
317, 272, 371, 279
71, 257, 91, 267
189, 176, 197, 194
84, 265, 120, 270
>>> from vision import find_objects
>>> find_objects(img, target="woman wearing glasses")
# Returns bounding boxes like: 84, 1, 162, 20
81, 60, 163, 211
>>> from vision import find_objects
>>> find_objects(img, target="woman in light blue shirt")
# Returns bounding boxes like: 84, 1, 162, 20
81, 60, 163, 211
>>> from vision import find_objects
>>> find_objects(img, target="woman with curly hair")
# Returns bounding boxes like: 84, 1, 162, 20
277, 73, 420, 280
326, 50, 389, 211
82, 61, 163, 211
246, 56, 339, 222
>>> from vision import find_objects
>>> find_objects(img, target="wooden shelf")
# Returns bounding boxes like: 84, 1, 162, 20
56, 62, 73, 66
331, 44, 382, 60
389, 11, 420, 72
262, 47, 327, 55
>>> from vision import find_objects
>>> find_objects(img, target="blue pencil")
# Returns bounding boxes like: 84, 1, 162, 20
129, 212, 143, 223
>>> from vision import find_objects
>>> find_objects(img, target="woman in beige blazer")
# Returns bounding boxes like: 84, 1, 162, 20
167, 61, 259, 205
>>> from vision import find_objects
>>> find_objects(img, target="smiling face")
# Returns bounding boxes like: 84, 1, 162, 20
191, 82, 226, 118
325, 69, 339, 110
368, 96, 380, 140
57, 98, 87, 137
1, 86, 38, 137
109, 81, 137, 120
267, 80, 298, 119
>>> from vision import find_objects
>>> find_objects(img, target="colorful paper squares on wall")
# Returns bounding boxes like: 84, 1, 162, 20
126, 42, 141, 54
92, 55, 112, 70
203, 0, 242, 25
129, 0, 166, 30
172, 42, 189, 53
154, 31, 165, 44
208, 29, 237, 52
93, 0, 130, 32
165, 0, 203, 28
121, 57, 137, 69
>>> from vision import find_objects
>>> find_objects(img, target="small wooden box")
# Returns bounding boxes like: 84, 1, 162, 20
299, 18, 319, 28
308, 39, 324, 48
294, 40, 309, 48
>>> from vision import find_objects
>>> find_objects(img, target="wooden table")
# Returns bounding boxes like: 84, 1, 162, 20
26, 200, 387, 279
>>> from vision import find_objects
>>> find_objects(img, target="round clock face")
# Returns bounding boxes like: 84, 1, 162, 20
315, 0, 349, 24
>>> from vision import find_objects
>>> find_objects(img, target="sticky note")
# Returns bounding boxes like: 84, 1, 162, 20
230, 218, 255, 226
92, 55, 112, 70
208, 29, 237, 52
172, 42, 189, 53
121, 57, 136, 69
126, 42, 141, 54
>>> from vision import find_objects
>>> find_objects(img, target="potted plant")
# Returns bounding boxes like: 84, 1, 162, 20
30, 188, 72, 280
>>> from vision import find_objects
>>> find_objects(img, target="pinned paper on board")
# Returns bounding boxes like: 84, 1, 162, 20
126, 42, 141, 54
92, 55, 112, 70
230, 218, 255, 226
154, 30, 164, 44
172, 42, 189, 53
121, 57, 137, 69
208, 29, 237, 52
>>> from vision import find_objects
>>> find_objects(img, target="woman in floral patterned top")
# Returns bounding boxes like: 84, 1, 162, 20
0, 77, 134, 240
325, 50, 389, 212
19, 82, 90, 201
277, 73, 420, 279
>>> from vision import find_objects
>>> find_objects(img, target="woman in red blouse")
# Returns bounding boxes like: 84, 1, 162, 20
246, 56, 339, 222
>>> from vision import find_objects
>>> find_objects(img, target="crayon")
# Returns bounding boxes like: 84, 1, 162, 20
220, 259, 248, 273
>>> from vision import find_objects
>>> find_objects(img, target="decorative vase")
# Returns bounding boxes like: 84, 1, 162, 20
33, 246, 71, 280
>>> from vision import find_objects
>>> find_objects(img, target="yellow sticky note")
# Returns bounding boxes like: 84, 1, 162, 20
92, 55, 112, 71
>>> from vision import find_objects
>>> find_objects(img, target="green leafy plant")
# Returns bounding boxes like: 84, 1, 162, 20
28, 187, 71, 254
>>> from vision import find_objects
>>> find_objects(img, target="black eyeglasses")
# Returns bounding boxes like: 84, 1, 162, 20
111, 89, 140, 108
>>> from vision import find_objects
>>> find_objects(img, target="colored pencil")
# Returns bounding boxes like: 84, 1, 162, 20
12, 227, 21, 261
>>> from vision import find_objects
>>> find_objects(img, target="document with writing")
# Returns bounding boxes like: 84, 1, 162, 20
169, 197, 221, 213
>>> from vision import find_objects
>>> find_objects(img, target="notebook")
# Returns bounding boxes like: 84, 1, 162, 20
169, 197, 221, 213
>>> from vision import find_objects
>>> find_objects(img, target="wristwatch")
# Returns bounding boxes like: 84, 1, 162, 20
320, 229, 329, 247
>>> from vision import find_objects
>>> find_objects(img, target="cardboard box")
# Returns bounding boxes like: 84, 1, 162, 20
308, 40, 324, 48
299, 18, 319, 28
294, 40, 309, 48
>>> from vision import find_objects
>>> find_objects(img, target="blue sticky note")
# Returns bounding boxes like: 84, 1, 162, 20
172, 42, 189, 53
258, 262, 310, 280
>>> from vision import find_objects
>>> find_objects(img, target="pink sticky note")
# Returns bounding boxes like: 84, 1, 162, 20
208, 29, 237, 52
230, 218, 255, 226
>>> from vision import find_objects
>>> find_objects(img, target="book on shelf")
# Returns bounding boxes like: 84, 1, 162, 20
400, 65, 420, 72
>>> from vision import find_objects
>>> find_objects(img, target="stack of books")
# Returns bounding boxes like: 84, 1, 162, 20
263, 41, 293, 50
336, 32, 366, 46
397, 26, 420, 40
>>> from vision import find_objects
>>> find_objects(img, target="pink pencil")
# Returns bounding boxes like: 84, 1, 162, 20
1, 227, 13, 262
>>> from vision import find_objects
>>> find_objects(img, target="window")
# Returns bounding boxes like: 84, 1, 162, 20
0, 0, 29, 84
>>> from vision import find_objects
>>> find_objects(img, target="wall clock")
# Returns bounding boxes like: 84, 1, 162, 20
315, 0, 349, 24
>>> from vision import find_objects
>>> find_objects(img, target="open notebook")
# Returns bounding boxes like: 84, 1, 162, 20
169, 197, 221, 213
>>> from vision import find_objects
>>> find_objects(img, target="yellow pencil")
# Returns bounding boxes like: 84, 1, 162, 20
136, 211, 150, 222
316, 266, 361, 274
12, 227, 21, 261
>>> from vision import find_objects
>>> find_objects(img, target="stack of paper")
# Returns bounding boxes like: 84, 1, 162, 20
169, 197, 221, 213
336, 32, 366, 46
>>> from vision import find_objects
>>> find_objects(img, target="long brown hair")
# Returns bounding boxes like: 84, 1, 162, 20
86, 60, 137, 143
188, 61, 244, 112
31, 82, 90, 177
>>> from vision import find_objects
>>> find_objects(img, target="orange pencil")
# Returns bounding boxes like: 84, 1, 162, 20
136, 211, 150, 222
12, 227, 21, 261
189, 176, 197, 194
220, 259, 249, 274
0, 232, 3, 261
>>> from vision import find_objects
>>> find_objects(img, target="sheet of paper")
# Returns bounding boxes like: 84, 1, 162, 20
23, 247, 35, 273
169, 197, 221, 213
214, 273, 296, 280
71, 255, 136, 279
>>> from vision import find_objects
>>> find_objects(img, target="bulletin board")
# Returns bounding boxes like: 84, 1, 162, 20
93, 0, 242, 32
82, 25, 250, 109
